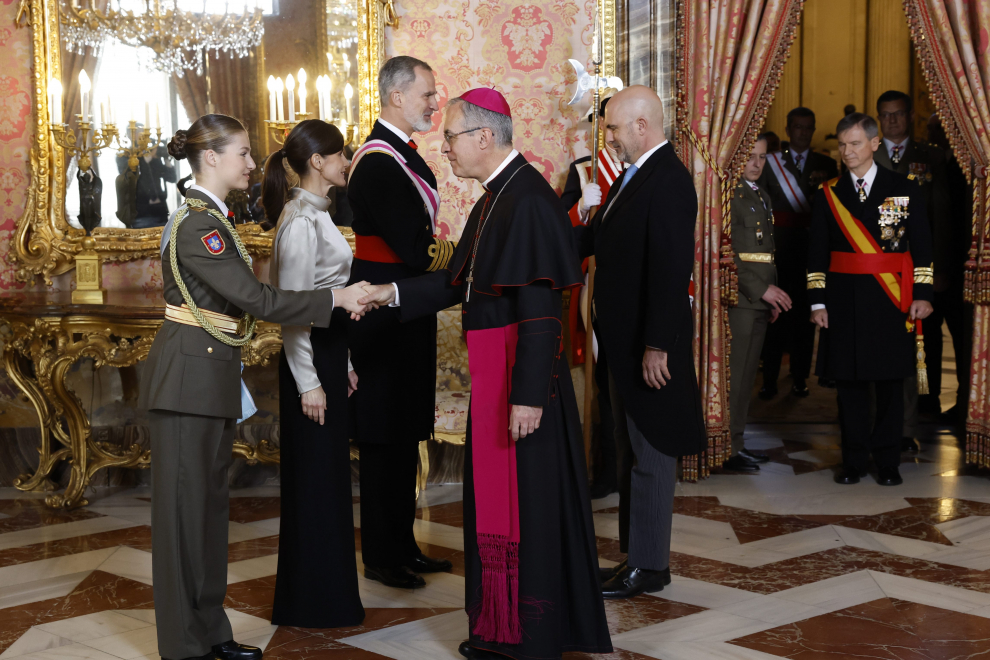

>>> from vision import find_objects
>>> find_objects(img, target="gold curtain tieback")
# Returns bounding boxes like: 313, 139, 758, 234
165, 303, 240, 334
738, 252, 774, 263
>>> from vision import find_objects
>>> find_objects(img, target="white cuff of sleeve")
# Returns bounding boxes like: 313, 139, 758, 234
811, 304, 826, 311
330, 289, 335, 310
389, 282, 401, 307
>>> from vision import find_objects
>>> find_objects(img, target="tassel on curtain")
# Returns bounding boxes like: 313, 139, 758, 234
904, 0, 990, 468
674, 0, 805, 480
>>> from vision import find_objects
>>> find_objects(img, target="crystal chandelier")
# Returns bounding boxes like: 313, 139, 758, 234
59, 0, 265, 77
325, 0, 358, 49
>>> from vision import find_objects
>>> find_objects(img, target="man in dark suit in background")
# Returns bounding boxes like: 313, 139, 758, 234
760, 107, 838, 399
576, 86, 707, 599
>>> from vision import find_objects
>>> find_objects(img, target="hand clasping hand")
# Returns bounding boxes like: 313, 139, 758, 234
335, 281, 374, 320
358, 284, 397, 308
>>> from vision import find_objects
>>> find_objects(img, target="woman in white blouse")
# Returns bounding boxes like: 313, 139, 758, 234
264, 120, 366, 628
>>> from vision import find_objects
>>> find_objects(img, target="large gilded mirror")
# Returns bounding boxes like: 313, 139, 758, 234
11, 0, 391, 283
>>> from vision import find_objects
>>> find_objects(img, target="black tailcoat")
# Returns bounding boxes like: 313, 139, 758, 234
576, 143, 707, 457
346, 121, 454, 443
808, 165, 934, 381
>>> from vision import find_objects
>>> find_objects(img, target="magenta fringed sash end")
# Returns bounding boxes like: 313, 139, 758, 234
467, 325, 522, 645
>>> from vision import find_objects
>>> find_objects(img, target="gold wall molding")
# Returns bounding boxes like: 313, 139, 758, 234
11, 0, 382, 285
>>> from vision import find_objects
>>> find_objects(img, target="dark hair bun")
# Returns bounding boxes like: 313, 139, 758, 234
167, 130, 189, 160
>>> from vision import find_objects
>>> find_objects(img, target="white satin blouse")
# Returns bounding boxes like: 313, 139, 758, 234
271, 187, 353, 394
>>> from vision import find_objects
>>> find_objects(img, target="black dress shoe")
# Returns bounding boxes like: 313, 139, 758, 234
364, 565, 426, 588
758, 385, 777, 400
602, 565, 666, 599
212, 641, 262, 660
458, 641, 504, 659
589, 481, 618, 499
739, 449, 770, 464
791, 381, 810, 397
600, 559, 627, 582
722, 455, 760, 472
405, 553, 453, 573
834, 466, 867, 485
876, 467, 903, 486
901, 437, 918, 452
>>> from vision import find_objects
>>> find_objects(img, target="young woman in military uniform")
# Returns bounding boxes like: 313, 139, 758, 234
138, 114, 371, 660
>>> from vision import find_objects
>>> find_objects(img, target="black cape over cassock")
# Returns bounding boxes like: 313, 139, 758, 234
397, 152, 612, 660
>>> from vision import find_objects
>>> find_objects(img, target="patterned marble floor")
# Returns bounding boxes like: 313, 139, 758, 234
0, 421, 989, 660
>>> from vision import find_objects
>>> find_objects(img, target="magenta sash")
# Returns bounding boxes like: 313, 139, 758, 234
466, 324, 521, 644
349, 139, 440, 232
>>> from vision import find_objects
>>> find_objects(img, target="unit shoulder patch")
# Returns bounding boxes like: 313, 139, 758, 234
201, 229, 226, 255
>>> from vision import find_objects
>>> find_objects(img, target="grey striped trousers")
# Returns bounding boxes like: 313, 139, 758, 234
608, 369, 677, 571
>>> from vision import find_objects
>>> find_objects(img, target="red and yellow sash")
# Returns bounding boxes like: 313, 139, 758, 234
822, 178, 913, 313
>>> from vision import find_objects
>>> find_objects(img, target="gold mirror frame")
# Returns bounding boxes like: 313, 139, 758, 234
12, 0, 390, 285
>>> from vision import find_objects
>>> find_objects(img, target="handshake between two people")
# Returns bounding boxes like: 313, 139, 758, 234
333, 282, 401, 320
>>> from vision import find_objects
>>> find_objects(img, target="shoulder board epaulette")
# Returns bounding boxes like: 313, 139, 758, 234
186, 198, 209, 210
362, 148, 395, 159
908, 173, 917, 180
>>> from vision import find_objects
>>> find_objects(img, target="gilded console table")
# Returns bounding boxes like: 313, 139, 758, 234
0, 291, 283, 509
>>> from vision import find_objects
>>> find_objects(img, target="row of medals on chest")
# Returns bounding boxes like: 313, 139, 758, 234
877, 196, 910, 250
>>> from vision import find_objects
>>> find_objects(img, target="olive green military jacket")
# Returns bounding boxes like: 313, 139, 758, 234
731, 180, 777, 311
138, 189, 336, 419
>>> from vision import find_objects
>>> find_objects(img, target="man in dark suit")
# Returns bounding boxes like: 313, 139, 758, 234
760, 107, 839, 399
346, 56, 456, 589
808, 113, 934, 487
875, 90, 950, 446
576, 86, 707, 599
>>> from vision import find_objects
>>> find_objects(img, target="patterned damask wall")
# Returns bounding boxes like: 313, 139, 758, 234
388, 0, 598, 239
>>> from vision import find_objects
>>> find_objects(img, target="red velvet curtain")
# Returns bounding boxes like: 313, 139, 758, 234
675, 0, 805, 479
905, 0, 990, 467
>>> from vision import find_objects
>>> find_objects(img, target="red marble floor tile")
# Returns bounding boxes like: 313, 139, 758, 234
0, 596, 65, 654
0, 525, 154, 568
227, 534, 280, 563
904, 497, 990, 524
823, 508, 954, 545
565, 652, 657, 660
415, 501, 464, 527
228, 497, 282, 523
225, 575, 278, 620
600, 595, 706, 636
45, 570, 156, 620
0, 500, 104, 534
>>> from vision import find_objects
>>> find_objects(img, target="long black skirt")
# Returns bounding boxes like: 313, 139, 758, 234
271, 313, 365, 628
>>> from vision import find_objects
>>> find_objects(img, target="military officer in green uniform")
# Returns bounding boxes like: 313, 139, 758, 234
725, 134, 792, 472
875, 90, 950, 447
139, 114, 372, 660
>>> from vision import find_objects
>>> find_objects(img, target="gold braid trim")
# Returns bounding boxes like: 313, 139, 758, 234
807, 272, 826, 289
427, 238, 456, 272
914, 264, 934, 285
169, 200, 258, 347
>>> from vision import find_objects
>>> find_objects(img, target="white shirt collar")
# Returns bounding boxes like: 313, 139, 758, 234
188, 183, 229, 218
790, 147, 810, 162
883, 136, 910, 152
483, 149, 520, 187
633, 140, 668, 169
378, 118, 412, 144
849, 161, 879, 191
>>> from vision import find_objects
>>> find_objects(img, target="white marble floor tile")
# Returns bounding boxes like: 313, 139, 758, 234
114, 612, 155, 626
834, 525, 943, 560
0, 548, 117, 588
0, 629, 73, 659
75, 626, 160, 660
97, 548, 153, 586
0, 518, 140, 552
412, 519, 464, 551
718, 594, 828, 625
590, 492, 620, 511
695, 544, 793, 568
655, 577, 761, 610
774, 571, 883, 612
36, 612, 153, 644
238, 631, 275, 652
16, 643, 123, 660
227, 521, 277, 543
614, 641, 789, 660
85, 500, 152, 527
224, 610, 277, 639
0, 571, 93, 611
592, 513, 620, 540
357, 569, 465, 609
870, 571, 990, 613
936, 514, 990, 545
416, 485, 464, 509
226, 554, 279, 585
670, 514, 739, 556
341, 610, 467, 660
612, 610, 772, 644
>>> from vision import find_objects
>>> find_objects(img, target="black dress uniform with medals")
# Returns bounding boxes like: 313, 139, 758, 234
807, 165, 933, 480
346, 120, 456, 582
728, 179, 777, 460
139, 187, 336, 660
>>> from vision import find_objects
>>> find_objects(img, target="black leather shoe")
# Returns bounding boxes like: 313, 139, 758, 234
901, 437, 918, 452
758, 385, 778, 400
834, 466, 867, 485
877, 467, 903, 486
600, 559, 627, 582
739, 449, 770, 464
602, 565, 666, 599
458, 641, 504, 659
722, 455, 760, 472
212, 641, 262, 660
589, 481, 618, 499
791, 381, 810, 398
364, 565, 426, 588
405, 553, 453, 574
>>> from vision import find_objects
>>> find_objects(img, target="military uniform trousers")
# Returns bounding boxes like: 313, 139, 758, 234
838, 379, 903, 472
729, 307, 770, 454
149, 411, 236, 660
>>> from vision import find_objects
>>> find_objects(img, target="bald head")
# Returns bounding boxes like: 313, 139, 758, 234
603, 85, 667, 164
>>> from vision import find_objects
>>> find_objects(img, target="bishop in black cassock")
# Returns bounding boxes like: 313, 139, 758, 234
360, 88, 611, 660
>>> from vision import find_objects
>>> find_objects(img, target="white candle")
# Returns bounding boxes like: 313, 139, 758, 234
55, 83, 62, 124
286, 74, 295, 122
325, 76, 333, 121
344, 83, 354, 124
267, 75, 276, 121
155, 104, 160, 131
145, 102, 150, 129
317, 76, 326, 121
78, 70, 91, 122
297, 68, 307, 116
100, 102, 105, 126
107, 96, 113, 125
276, 77, 285, 121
